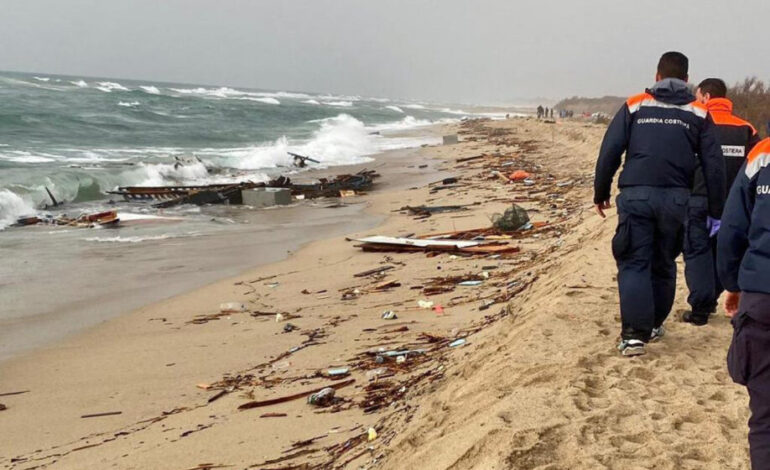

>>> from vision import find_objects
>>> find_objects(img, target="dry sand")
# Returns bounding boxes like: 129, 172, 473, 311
0, 118, 752, 469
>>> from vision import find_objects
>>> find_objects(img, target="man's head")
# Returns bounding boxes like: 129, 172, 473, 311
656, 51, 689, 82
696, 78, 727, 104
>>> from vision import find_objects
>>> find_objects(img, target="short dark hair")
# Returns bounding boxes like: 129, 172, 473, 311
697, 78, 727, 99
657, 51, 689, 80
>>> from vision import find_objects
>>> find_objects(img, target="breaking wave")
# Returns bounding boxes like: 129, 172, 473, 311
0, 189, 36, 230
140, 85, 160, 94
118, 101, 140, 108
385, 105, 404, 113
70, 80, 89, 88
323, 101, 354, 107
96, 81, 130, 93
240, 97, 281, 105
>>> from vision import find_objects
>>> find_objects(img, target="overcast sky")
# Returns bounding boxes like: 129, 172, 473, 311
2, 0, 769, 104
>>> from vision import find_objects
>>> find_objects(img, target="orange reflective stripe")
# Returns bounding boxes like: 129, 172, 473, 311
626, 93, 653, 113
711, 112, 758, 133
747, 138, 770, 164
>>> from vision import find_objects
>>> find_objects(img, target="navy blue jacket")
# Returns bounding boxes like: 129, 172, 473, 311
717, 138, 770, 294
692, 98, 760, 197
594, 79, 726, 218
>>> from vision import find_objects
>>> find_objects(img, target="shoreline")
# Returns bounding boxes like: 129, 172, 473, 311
0, 124, 451, 363
5, 117, 746, 470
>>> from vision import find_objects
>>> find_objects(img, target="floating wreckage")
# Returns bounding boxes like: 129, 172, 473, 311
107, 169, 380, 208
15, 210, 120, 228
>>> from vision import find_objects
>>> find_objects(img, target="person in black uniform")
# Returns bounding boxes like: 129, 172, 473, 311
718, 137, 770, 469
682, 78, 760, 326
593, 52, 726, 356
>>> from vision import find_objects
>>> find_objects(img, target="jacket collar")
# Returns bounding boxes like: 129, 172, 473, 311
706, 97, 733, 114
646, 78, 694, 105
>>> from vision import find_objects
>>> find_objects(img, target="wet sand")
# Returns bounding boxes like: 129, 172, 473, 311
0, 131, 446, 362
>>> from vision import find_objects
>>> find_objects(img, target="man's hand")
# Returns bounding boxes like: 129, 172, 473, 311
725, 291, 741, 318
595, 200, 611, 218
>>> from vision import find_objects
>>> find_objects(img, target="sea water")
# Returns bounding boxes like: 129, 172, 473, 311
0, 71, 498, 228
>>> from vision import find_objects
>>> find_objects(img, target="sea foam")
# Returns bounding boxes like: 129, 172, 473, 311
0, 189, 36, 230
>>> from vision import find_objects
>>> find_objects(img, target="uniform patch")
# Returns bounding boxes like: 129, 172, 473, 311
722, 145, 745, 157
758, 185, 770, 195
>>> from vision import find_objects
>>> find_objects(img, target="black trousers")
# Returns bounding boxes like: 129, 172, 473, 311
683, 195, 723, 316
613, 186, 689, 341
728, 292, 770, 469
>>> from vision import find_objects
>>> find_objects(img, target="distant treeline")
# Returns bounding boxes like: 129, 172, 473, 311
730, 77, 770, 137
555, 77, 770, 137
553, 95, 624, 116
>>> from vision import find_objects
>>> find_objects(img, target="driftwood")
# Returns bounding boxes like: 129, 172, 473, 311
238, 379, 355, 410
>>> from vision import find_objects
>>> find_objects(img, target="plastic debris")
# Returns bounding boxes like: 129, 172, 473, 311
492, 204, 530, 232
449, 338, 467, 348
396, 355, 406, 364
275, 313, 285, 322
327, 367, 350, 376
307, 387, 336, 407
509, 170, 531, 181
458, 280, 483, 287
368, 427, 378, 441
417, 300, 434, 309
219, 302, 247, 313
283, 323, 298, 333
434, 305, 444, 315
381, 310, 398, 320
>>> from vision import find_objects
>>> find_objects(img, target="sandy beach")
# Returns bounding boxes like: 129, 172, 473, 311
0, 118, 752, 469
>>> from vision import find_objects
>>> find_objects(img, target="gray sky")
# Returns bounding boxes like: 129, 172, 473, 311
2, 0, 769, 104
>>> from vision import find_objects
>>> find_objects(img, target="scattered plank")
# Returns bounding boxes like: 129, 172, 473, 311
81, 411, 123, 419
238, 379, 355, 410
353, 266, 394, 278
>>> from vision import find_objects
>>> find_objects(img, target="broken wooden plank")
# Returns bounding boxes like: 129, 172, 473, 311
0, 390, 30, 397
353, 266, 394, 278
238, 379, 355, 410
81, 411, 122, 419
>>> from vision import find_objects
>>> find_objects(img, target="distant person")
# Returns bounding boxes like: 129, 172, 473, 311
593, 51, 726, 356
718, 138, 770, 469
544, 107, 549, 118
550, 108, 554, 119
537, 105, 544, 119
682, 78, 760, 326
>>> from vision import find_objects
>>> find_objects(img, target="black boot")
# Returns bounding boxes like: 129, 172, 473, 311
682, 311, 709, 326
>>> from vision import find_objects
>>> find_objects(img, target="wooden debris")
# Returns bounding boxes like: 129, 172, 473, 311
0, 390, 30, 397
353, 266, 394, 278
81, 411, 122, 419
238, 379, 355, 410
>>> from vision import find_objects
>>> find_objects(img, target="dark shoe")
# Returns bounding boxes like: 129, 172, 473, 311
682, 311, 708, 326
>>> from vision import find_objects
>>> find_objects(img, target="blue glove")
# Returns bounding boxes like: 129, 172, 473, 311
707, 217, 721, 238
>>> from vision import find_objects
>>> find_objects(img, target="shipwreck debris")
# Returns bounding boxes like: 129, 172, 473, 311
108, 170, 379, 208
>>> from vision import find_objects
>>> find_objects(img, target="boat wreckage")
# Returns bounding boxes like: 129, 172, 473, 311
107, 169, 380, 208
15, 210, 120, 228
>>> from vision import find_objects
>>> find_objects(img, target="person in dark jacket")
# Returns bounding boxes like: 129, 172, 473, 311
593, 51, 726, 356
682, 78, 760, 326
717, 138, 770, 469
